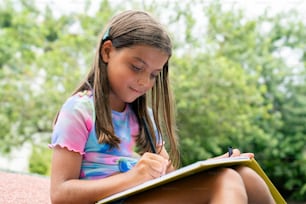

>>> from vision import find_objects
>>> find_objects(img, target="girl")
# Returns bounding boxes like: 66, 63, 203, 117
50, 10, 275, 204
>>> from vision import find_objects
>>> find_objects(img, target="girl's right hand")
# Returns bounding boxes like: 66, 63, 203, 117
129, 152, 169, 182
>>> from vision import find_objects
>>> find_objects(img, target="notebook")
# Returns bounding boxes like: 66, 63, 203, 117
96, 156, 286, 204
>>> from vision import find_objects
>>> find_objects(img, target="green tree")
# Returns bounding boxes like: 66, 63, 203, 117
172, 53, 271, 162
1, 0, 305, 201
0, 0, 114, 153
200, 2, 306, 200
0, 0, 43, 152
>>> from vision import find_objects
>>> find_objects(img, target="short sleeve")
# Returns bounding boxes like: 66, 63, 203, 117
49, 95, 94, 155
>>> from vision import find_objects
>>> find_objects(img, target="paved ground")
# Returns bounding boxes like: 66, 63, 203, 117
0, 171, 51, 204
0, 170, 304, 204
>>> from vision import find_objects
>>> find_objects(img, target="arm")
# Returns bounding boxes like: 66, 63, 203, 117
50, 146, 168, 204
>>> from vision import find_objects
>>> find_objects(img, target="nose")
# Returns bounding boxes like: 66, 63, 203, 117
137, 73, 151, 87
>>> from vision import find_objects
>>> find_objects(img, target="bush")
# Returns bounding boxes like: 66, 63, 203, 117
29, 144, 51, 175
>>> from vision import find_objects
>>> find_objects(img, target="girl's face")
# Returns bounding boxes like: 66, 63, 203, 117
101, 41, 169, 112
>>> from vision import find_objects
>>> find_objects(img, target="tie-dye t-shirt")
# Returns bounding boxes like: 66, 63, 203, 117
50, 92, 143, 180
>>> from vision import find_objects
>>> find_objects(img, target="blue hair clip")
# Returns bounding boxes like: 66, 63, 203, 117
102, 28, 110, 41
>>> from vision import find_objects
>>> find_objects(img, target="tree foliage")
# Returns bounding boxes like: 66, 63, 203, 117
199, 3, 306, 200
0, 0, 305, 201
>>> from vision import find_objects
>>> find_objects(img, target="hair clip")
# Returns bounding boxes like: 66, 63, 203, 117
102, 27, 110, 41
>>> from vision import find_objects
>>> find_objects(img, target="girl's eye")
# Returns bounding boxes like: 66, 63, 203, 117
150, 72, 160, 80
131, 65, 142, 72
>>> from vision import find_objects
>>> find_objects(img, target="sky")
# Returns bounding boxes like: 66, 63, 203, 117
228, 0, 305, 17
34, 0, 306, 19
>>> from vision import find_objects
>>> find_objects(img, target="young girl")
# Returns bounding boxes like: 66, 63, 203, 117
50, 10, 275, 204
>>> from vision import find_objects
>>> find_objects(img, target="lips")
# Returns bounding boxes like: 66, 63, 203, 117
130, 87, 144, 94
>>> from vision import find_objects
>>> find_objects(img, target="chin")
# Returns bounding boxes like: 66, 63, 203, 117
125, 95, 143, 103
124, 97, 137, 104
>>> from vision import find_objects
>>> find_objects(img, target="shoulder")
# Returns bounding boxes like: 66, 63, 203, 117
61, 90, 94, 118
51, 91, 94, 154
64, 90, 93, 107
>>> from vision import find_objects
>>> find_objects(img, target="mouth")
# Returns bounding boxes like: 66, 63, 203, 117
130, 87, 143, 94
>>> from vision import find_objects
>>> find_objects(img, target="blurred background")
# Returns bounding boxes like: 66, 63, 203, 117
0, 0, 305, 202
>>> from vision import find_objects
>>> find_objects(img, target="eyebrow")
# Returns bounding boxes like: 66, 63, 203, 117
132, 56, 163, 71
133, 56, 147, 66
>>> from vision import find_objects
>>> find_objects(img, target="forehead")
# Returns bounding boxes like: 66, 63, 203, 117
123, 45, 169, 69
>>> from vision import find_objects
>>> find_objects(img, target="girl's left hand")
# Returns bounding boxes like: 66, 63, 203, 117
229, 148, 254, 158
216, 148, 254, 159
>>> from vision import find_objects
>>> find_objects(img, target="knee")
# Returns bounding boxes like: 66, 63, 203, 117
212, 168, 248, 199
215, 167, 245, 186
235, 166, 257, 177
235, 166, 267, 186
235, 166, 275, 204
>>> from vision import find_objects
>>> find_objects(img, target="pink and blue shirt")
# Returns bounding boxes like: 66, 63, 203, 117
50, 92, 144, 180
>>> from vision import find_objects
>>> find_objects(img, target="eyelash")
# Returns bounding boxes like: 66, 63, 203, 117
132, 65, 142, 72
151, 73, 159, 79
131, 65, 159, 80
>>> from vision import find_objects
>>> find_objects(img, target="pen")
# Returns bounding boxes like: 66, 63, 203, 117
142, 117, 156, 153
228, 146, 233, 157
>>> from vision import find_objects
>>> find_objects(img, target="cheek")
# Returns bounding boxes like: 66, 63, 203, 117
108, 66, 131, 88
107, 61, 122, 79
148, 80, 156, 89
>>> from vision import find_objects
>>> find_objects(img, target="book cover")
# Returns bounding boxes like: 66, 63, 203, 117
96, 157, 286, 204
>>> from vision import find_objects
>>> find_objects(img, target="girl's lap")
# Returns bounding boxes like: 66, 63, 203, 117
124, 167, 246, 204
124, 166, 275, 204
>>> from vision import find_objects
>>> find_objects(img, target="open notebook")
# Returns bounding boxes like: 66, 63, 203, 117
96, 156, 286, 204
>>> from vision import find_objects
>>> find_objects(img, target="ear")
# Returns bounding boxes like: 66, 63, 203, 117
101, 40, 113, 63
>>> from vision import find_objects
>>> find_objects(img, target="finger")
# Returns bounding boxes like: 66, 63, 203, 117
147, 159, 166, 178
161, 159, 169, 176
240, 153, 254, 158
156, 141, 165, 153
231, 148, 241, 157
135, 155, 160, 179
142, 153, 168, 177
147, 152, 169, 163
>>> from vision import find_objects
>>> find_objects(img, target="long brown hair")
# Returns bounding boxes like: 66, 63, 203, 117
56, 10, 180, 167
